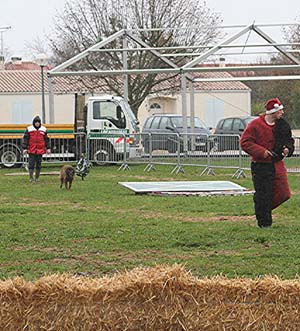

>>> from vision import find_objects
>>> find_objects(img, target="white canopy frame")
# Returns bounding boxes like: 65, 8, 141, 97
49, 23, 300, 138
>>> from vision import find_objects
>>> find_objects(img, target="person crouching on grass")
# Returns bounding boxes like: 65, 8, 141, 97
22, 116, 51, 183
240, 98, 294, 228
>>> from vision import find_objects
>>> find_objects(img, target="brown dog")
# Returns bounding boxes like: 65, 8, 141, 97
60, 165, 75, 190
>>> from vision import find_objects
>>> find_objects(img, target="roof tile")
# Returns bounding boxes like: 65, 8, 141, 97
0, 70, 249, 94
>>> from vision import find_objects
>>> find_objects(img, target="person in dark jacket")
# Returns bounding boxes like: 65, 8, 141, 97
271, 117, 294, 161
22, 116, 51, 182
240, 98, 294, 228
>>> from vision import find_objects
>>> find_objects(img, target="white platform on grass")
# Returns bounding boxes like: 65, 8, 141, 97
119, 181, 249, 195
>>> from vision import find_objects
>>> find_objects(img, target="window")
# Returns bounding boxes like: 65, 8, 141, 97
222, 119, 233, 130
171, 116, 208, 130
93, 101, 115, 119
144, 117, 154, 129
92, 101, 126, 128
93, 102, 101, 119
150, 116, 161, 129
149, 102, 161, 112
216, 119, 224, 130
159, 117, 171, 129
11, 102, 33, 124
232, 119, 243, 131
204, 98, 225, 128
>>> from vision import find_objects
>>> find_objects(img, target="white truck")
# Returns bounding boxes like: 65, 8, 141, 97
84, 95, 140, 164
0, 94, 140, 167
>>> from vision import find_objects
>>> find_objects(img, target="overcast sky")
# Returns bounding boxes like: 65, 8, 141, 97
1, 0, 300, 62
207, 0, 300, 25
0, 0, 66, 60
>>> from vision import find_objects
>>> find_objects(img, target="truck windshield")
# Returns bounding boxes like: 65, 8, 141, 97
119, 100, 137, 123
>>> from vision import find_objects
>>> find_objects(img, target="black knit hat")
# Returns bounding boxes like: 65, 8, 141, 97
32, 116, 41, 125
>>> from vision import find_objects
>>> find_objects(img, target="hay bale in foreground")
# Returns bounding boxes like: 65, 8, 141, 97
1, 264, 300, 330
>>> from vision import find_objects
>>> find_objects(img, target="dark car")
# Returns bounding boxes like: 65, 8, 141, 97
214, 116, 257, 151
141, 114, 214, 153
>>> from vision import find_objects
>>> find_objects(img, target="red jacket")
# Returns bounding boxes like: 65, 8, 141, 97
22, 125, 50, 155
240, 115, 275, 163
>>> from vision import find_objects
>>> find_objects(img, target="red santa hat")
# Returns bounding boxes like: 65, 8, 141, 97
265, 98, 284, 114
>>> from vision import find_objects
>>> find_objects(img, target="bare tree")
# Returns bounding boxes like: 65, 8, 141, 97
50, 0, 222, 114
24, 37, 57, 65
283, 18, 300, 48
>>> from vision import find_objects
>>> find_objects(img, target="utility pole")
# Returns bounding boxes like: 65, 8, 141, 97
0, 26, 12, 57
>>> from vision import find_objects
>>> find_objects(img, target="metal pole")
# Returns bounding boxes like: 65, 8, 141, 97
49, 64, 300, 77
181, 73, 188, 152
189, 82, 195, 151
47, 74, 54, 123
122, 34, 129, 103
41, 65, 46, 123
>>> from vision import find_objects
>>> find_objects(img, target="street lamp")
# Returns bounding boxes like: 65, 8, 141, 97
0, 26, 11, 57
35, 53, 49, 123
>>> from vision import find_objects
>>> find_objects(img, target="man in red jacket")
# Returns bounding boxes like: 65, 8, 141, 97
240, 98, 294, 228
22, 116, 51, 183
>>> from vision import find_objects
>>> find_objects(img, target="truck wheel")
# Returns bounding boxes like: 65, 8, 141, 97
93, 146, 115, 165
0, 147, 21, 168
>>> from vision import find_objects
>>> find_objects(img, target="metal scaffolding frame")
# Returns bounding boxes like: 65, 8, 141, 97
49, 23, 300, 134
49, 23, 300, 77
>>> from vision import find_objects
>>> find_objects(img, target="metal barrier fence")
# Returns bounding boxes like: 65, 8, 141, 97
1, 131, 300, 176
127, 133, 300, 176
128, 133, 245, 176
0, 133, 86, 168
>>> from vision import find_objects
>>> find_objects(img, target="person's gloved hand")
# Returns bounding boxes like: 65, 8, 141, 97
282, 146, 289, 157
263, 149, 273, 158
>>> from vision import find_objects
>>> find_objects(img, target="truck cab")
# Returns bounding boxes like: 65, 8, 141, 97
85, 95, 140, 164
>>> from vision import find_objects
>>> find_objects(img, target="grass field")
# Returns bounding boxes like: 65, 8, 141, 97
0, 163, 300, 280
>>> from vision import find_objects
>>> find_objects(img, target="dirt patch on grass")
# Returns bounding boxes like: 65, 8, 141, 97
103, 206, 256, 223
95, 205, 107, 210
137, 210, 256, 223
202, 249, 241, 256
17, 201, 69, 207
2, 248, 192, 272
181, 215, 256, 222
16, 202, 89, 209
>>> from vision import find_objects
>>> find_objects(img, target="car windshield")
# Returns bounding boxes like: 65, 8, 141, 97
171, 117, 208, 129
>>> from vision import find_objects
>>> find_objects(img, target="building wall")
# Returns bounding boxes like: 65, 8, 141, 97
0, 93, 75, 124
138, 90, 251, 129
138, 96, 178, 126
0, 90, 251, 130
51, 94, 75, 124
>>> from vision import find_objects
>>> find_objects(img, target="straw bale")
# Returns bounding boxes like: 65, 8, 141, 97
1, 265, 300, 330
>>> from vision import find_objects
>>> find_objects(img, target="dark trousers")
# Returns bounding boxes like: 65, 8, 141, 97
28, 154, 43, 170
251, 162, 275, 227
